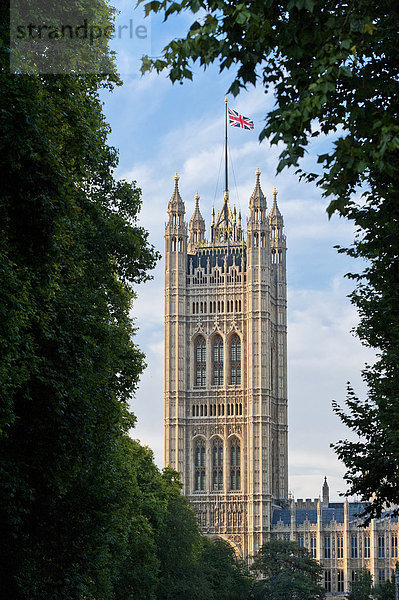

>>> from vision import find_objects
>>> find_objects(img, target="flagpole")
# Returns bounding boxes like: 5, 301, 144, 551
224, 97, 228, 194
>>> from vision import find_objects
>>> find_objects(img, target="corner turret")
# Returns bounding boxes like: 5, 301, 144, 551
268, 186, 286, 265
165, 173, 187, 254
249, 167, 267, 221
247, 168, 269, 251
167, 173, 185, 225
188, 192, 206, 252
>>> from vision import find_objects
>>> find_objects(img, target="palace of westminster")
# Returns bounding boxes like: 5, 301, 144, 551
163, 169, 399, 598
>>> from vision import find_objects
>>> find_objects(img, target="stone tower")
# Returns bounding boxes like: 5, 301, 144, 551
164, 169, 288, 559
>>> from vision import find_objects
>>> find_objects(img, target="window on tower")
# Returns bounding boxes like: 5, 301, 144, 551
230, 437, 241, 490
351, 535, 358, 559
212, 335, 224, 385
310, 535, 317, 558
337, 570, 344, 593
364, 535, 371, 558
337, 535, 344, 558
194, 336, 206, 387
324, 535, 331, 559
379, 536, 385, 558
392, 535, 398, 558
212, 437, 223, 491
194, 438, 206, 491
324, 571, 331, 592
230, 334, 241, 385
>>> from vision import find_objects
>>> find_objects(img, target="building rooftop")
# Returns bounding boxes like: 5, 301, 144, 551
271, 501, 399, 526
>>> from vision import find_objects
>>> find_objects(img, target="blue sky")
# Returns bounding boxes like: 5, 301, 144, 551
101, 1, 374, 502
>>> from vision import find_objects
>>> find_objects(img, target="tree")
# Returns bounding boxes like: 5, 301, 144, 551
112, 441, 162, 600
373, 579, 396, 600
140, 0, 399, 520
0, 2, 158, 597
251, 539, 325, 600
112, 451, 253, 600
200, 537, 254, 600
348, 570, 373, 600
155, 468, 210, 600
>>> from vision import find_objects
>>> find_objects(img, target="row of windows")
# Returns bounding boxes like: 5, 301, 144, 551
192, 299, 243, 315
195, 334, 241, 387
170, 214, 182, 226
251, 231, 267, 248
194, 437, 241, 492
188, 272, 246, 287
301, 534, 399, 560
170, 237, 184, 252
190, 231, 203, 244
271, 248, 283, 264
192, 403, 243, 417
351, 535, 398, 559
324, 569, 391, 593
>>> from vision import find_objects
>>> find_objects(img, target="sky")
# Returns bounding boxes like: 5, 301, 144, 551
101, 1, 375, 502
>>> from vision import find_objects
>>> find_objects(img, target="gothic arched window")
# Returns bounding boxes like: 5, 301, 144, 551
212, 437, 223, 491
230, 334, 241, 385
194, 438, 206, 491
212, 335, 224, 385
230, 438, 241, 491
195, 336, 206, 387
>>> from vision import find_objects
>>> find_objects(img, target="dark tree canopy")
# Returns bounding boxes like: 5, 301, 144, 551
0, 2, 260, 598
348, 570, 373, 600
373, 579, 396, 600
140, 0, 399, 520
0, 1, 159, 596
252, 539, 325, 600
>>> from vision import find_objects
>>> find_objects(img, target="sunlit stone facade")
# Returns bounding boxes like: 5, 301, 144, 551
163, 170, 399, 596
164, 169, 288, 559
272, 479, 399, 598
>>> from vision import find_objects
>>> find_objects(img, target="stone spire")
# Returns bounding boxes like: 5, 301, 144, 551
249, 167, 267, 214
322, 476, 330, 507
188, 191, 206, 252
168, 172, 185, 218
165, 173, 187, 252
268, 186, 283, 226
211, 191, 242, 244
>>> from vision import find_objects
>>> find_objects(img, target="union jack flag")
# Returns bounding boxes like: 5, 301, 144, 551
228, 108, 254, 130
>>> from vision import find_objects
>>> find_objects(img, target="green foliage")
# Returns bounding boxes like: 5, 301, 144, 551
373, 579, 396, 600
112, 441, 162, 600
332, 185, 399, 521
139, 0, 398, 210
155, 468, 209, 600
112, 456, 253, 600
199, 538, 254, 600
0, 3, 257, 597
0, 2, 159, 597
348, 570, 373, 600
347, 569, 396, 600
140, 0, 399, 521
252, 539, 325, 600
